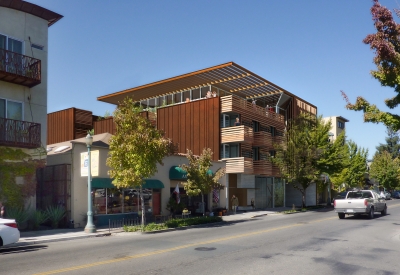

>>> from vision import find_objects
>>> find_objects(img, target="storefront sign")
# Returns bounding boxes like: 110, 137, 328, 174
81, 150, 99, 177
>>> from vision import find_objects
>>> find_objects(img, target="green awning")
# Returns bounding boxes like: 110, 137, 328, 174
169, 166, 188, 180
142, 179, 164, 189
169, 166, 213, 180
91, 178, 115, 189
91, 178, 164, 189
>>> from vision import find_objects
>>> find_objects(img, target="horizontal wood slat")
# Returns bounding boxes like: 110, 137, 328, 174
221, 125, 253, 144
224, 157, 254, 174
253, 160, 280, 177
220, 95, 285, 129
253, 131, 273, 148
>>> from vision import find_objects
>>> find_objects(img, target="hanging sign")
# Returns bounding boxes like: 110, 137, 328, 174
81, 150, 99, 177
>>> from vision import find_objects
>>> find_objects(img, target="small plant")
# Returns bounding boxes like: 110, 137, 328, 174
46, 205, 66, 229
7, 206, 31, 229
87, 129, 94, 135
30, 210, 49, 230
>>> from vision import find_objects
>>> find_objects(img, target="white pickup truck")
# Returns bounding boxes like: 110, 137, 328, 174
334, 190, 387, 219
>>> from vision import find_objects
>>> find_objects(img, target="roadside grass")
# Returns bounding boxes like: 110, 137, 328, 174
123, 216, 223, 232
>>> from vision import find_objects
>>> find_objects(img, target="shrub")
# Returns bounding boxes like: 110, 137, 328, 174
165, 216, 222, 228
7, 206, 30, 229
46, 205, 66, 229
30, 210, 49, 230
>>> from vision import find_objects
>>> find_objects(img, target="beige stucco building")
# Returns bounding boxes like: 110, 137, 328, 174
45, 133, 227, 227
0, 1, 62, 151
321, 116, 349, 141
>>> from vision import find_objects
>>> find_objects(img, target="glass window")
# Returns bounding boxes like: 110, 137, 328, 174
8, 38, 22, 54
0, 34, 6, 50
7, 100, 22, 120
183, 90, 190, 102
201, 87, 210, 98
174, 93, 182, 104
192, 88, 200, 100
0, 99, 5, 118
0, 98, 23, 120
166, 94, 173, 105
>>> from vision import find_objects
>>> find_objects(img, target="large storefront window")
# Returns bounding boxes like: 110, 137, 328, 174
93, 188, 157, 215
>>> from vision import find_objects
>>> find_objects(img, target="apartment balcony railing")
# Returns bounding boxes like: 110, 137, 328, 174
221, 125, 253, 144
0, 117, 41, 148
223, 157, 253, 174
253, 131, 273, 147
220, 95, 285, 125
253, 160, 280, 177
0, 48, 41, 87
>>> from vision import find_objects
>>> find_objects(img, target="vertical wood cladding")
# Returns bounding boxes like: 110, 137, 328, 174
157, 97, 220, 161
93, 117, 116, 135
47, 108, 75, 145
47, 108, 93, 145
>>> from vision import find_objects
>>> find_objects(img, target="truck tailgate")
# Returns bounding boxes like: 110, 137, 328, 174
335, 199, 367, 212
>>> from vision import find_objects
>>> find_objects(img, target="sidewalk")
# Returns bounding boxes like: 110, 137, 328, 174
5, 208, 290, 248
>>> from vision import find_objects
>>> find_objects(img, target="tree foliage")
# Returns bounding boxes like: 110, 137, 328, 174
0, 147, 45, 209
370, 150, 400, 190
376, 126, 400, 159
180, 148, 225, 216
342, 0, 400, 130
107, 97, 171, 224
272, 114, 346, 207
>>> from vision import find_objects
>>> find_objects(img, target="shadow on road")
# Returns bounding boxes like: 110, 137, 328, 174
0, 245, 48, 254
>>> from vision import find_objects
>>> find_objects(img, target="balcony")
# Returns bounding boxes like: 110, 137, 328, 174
0, 117, 41, 148
220, 95, 285, 126
0, 48, 41, 87
253, 131, 273, 147
221, 125, 253, 144
224, 157, 253, 174
253, 160, 280, 177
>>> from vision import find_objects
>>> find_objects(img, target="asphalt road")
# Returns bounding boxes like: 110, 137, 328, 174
2, 200, 400, 275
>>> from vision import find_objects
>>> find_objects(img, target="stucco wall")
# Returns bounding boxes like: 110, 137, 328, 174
0, 7, 49, 147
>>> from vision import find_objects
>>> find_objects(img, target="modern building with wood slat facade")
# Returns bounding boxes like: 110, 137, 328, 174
97, 62, 318, 210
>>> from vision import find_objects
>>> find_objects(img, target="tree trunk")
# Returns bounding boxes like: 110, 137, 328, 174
140, 185, 146, 226
201, 192, 205, 216
301, 190, 306, 209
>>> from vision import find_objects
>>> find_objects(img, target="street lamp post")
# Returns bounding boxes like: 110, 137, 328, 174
84, 134, 96, 233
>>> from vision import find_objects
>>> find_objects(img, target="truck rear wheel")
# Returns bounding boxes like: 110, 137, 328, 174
368, 207, 374, 219
338, 213, 345, 219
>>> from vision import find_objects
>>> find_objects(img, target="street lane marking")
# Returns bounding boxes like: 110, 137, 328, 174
32, 216, 335, 275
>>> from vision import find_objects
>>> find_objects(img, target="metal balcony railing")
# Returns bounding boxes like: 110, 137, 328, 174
0, 48, 41, 87
0, 117, 41, 148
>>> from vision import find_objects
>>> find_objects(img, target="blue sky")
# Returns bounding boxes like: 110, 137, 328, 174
31, 0, 400, 158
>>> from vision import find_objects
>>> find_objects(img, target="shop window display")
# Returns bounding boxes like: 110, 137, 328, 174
93, 188, 154, 215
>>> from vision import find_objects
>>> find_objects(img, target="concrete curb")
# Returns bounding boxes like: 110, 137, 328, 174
6, 232, 112, 248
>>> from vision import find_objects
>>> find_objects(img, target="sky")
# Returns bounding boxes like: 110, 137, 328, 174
29, 0, 400, 158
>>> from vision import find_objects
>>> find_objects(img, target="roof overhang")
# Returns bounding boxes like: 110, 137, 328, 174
0, 0, 63, 26
97, 62, 316, 109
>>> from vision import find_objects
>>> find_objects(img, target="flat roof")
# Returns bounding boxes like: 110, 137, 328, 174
97, 62, 316, 108
0, 0, 63, 26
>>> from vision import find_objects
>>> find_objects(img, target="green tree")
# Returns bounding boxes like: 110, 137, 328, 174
272, 114, 346, 207
370, 151, 400, 190
342, 1, 400, 130
180, 148, 225, 216
107, 97, 171, 225
376, 126, 400, 159
344, 141, 369, 188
